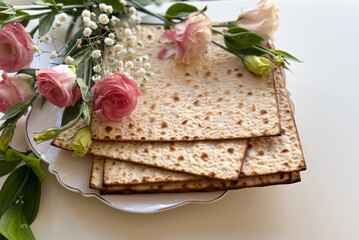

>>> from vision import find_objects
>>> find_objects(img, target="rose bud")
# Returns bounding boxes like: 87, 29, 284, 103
68, 127, 92, 157
243, 55, 272, 76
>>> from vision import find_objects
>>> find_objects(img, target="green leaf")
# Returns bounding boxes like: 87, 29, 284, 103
38, 11, 56, 36
0, 166, 30, 219
21, 170, 41, 225
61, 100, 81, 126
0, 151, 21, 177
41, 95, 48, 108
0, 123, 15, 152
273, 49, 302, 62
0, 101, 27, 121
5, 150, 45, 183
76, 78, 94, 102
15, 10, 29, 27
165, 3, 198, 20
81, 103, 90, 126
102, 0, 124, 13
0, 200, 35, 240
35, 0, 56, 6
17, 69, 36, 78
224, 27, 264, 50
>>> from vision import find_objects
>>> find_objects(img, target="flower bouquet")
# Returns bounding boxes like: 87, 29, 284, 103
0, 0, 304, 238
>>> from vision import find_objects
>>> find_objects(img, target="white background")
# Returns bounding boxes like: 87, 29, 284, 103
2, 0, 359, 239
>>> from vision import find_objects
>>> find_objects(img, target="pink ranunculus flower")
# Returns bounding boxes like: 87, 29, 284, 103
158, 12, 212, 64
91, 73, 141, 121
238, 0, 279, 44
36, 65, 81, 108
0, 22, 34, 73
0, 72, 34, 113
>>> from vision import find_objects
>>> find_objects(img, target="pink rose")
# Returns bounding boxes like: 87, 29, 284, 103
0, 22, 34, 73
36, 65, 81, 108
239, 0, 279, 44
91, 73, 141, 121
158, 12, 211, 64
0, 72, 34, 113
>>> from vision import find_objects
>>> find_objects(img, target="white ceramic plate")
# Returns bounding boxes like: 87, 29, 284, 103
25, 98, 227, 213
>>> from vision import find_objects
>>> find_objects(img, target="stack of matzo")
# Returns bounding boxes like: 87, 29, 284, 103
52, 26, 306, 194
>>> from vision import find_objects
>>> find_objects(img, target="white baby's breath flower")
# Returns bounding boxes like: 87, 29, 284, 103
135, 57, 143, 63
50, 51, 57, 59
129, 7, 136, 15
90, 12, 96, 18
82, 10, 91, 18
32, 45, 39, 52
104, 70, 111, 76
108, 33, 115, 39
91, 50, 101, 58
111, 16, 120, 25
114, 44, 123, 51
129, 14, 137, 23
117, 60, 124, 68
93, 64, 102, 73
99, 3, 107, 12
117, 48, 127, 58
125, 61, 133, 69
137, 68, 146, 78
41, 35, 52, 43
104, 37, 114, 46
127, 36, 137, 48
135, 16, 142, 25
104, 26, 109, 31
98, 14, 109, 24
76, 39, 82, 46
120, 0, 127, 6
90, 22, 98, 30
65, 56, 74, 65
55, 21, 61, 27
92, 75, 101, 82
144, 62, 151, 70
83, 17, 91, 27
59, 13, 67, 22
142, 55, 149, 62
83, 27, 92, 37
124, 28, 132, 38
106, 5, 113, 14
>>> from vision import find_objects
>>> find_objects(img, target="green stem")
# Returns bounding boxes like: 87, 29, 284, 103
212, 24, 230, 28
253, 44, 276, 58
29, 24, 39, 38
140, 22, 165, 26
128, 0, 173, 27
104, 44, 109, 71
2, 11, 51, 25
211, 40, 245, 60
211, 28, 224, 35
14, 4, 85, 11
59, 114, 81, 132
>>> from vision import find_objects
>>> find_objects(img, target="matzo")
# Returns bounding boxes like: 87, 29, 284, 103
53, 121, 248, 180
90, 156, 294, 194
53, 67, 305, 179
240, 67, 306, 176
103, 158, 201, 185
91, 26, 280, 141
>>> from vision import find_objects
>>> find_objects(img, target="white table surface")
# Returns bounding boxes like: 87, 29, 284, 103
2, 0, 359, 239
